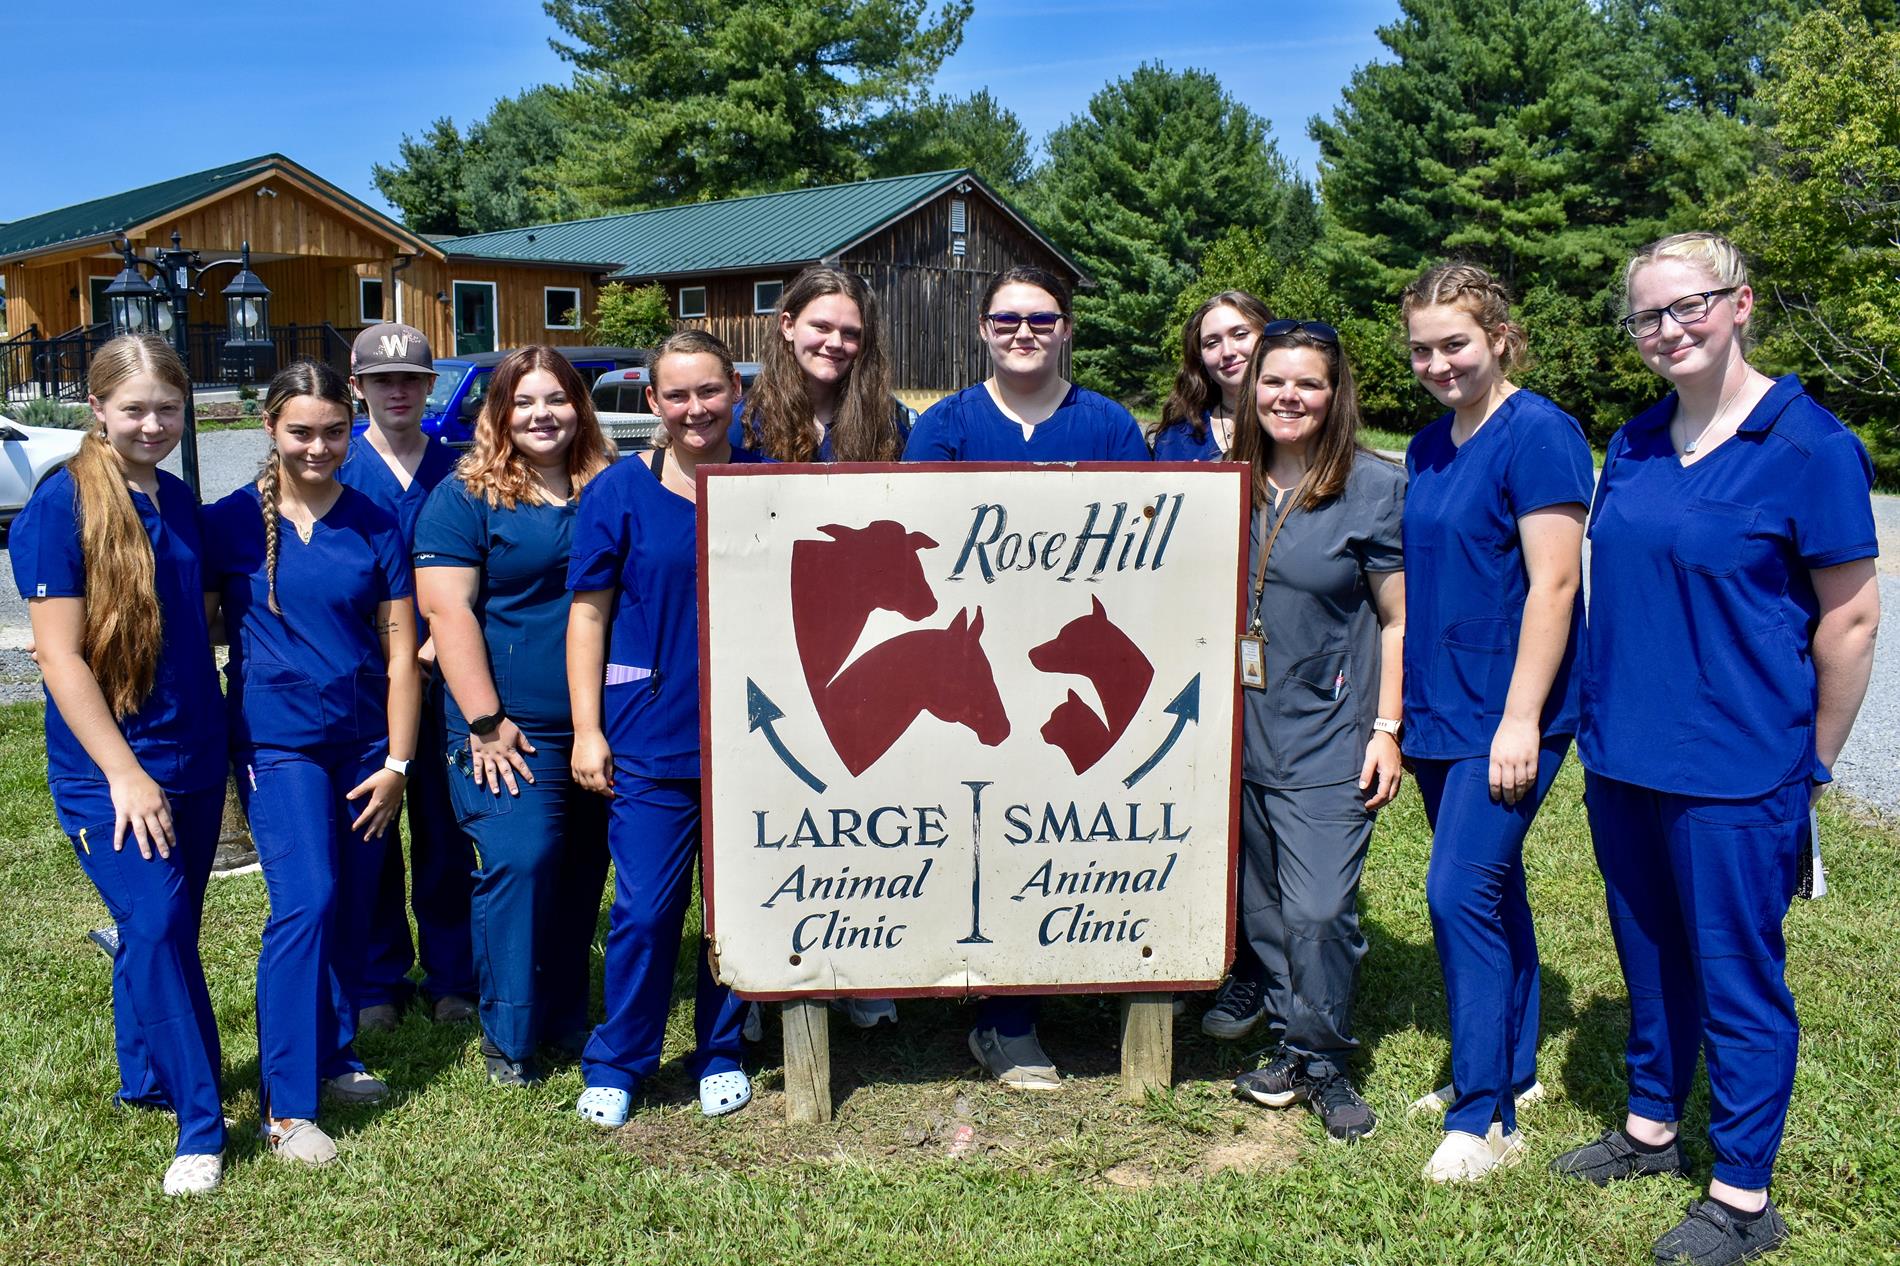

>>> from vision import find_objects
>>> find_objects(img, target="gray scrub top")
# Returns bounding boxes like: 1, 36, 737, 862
1242, 452, 1405, 788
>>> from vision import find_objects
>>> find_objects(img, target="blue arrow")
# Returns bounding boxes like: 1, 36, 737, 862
1122, 674, 1201, 789
747, 679, 827, 794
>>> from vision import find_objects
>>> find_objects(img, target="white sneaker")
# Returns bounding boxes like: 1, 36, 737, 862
968, 1025, 1061, 1092
1422, 1122, 1527, 1183
1408, 1079, 1545, 1115
265, 1118, 337, 1166
833, 997, 898, 1028
162, 1152, 222, 1195
323, 1070, 388, 1104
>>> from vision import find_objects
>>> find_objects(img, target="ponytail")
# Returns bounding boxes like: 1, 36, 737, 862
258, 449, 285, 616
256, 358, 352, 617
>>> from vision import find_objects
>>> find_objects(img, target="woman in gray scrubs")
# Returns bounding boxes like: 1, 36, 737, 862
1222, 320, 1407, 1143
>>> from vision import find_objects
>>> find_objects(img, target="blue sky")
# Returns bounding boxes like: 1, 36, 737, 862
2, 0, 1400, 223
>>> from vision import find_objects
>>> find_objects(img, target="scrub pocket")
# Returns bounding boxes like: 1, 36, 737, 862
243, 662, 321, 746
1270, 650, 1357, 784
1671, 498, 1759, 577
349, 668, 391, 744
1433, 617, 1517, 724
446, 745, 519, 828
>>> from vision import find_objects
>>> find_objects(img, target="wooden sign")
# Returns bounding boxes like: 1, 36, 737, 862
699, 463, 1246, 1004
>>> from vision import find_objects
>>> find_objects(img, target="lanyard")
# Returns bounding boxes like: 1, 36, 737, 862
1247, 485, 1300, 636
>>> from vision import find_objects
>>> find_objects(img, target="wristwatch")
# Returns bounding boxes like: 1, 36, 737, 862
383, 755, 412, 776
1372, 717, 1402, 738
469, 710, 507, 738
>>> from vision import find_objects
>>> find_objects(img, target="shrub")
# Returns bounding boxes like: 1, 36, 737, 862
589, 282, 673, 350
5, 397, 92, 429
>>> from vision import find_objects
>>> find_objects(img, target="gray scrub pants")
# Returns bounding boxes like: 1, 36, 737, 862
1233, 776, 1374, 1061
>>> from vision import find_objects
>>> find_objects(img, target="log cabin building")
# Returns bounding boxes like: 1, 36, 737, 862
0, 156, 1084, 400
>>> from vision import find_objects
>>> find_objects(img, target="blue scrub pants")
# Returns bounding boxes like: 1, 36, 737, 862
1584, 771, 1807, 1190
448, 744, 609, 1063
61, 782, 225, 1157
1412, 740, 1567, 1135
582, 774, 744, 1093
363, 682, 477, 1009
241, 743, 386, 1120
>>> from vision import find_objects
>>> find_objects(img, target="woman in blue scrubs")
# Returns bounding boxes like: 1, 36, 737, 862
1397, 264, 1592, 1182
1225, 322, 1406, 1144
203, 360, 422, 1167
1152, 289, 1272, 461
415, 346, 615, 1085
1554, 232, 1879, 1266
568, 330, 767, 1126
734, 265, 911, 465
903, 266, 1148, 463
15, 335, 227, 1195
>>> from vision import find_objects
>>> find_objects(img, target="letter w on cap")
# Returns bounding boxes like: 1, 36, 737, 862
378, 334, 411, 358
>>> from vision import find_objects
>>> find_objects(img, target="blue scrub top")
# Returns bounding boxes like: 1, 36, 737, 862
203, 484, 414, 753
414, 478, 578, 743
338, 434, 460, 545
1579, 375, 1877, 798
11, 467, 227, 799
566, 448, 769, 778
1151, 412, 1224, 462
903, 383, 1149, 462
1402, 391, 1595, 759
727, 398, 916, 462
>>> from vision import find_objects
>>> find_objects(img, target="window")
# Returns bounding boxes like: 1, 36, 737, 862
359, 277, 385, 323
545, 286, 582, 330
950, 199, 968, 233
753, 280, 783, 314
678, 286, 708, 319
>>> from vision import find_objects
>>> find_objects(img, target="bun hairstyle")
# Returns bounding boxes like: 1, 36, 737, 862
1400, 262, 1529, 373
1623, 231, 1752, 335
1163, 289, 1275, 441
257, 359, 352, 615
71, 334, 189, 717
649, 328, 740, 450
1228, 323, 1373, 513
980, 265, 1072, 318
460, 344, 612, 508
742, 265, 900, 463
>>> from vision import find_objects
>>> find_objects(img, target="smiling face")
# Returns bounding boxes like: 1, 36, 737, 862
982, 281, 1070, 381
1626, 256, 1753, 387
648, 351, 739, 459
90, 370, 185, 474
1198, 304, 1261, 403
352, 370, 432, 433
266, 395, 352, 487
507, 367, 577, 469
1406, 302, 1505, 411
1254, 346, 1335, 451
780, 291, 864, 391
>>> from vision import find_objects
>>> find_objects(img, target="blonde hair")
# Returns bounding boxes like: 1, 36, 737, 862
1623, 232, 1754, 340
257, 360, 353, 615
1400, 262, 1529, 372
459, 345, 612, 509
72, 334, 188, 717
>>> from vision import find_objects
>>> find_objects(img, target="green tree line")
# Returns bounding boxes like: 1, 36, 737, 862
374, 0, 1900, 477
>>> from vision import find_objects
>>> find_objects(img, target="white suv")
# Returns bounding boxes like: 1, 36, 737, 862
0, 416, 86, 529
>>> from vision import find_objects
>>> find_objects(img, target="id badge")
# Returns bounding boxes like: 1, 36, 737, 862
1238, 633, 1267, 690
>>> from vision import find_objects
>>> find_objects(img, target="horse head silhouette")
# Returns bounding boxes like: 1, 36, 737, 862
818, 607, 1011, 777
791, 520, 940, 694
1028, 596, 1154, 773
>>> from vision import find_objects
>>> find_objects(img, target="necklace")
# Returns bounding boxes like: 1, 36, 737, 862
1681, 376, 1747, 455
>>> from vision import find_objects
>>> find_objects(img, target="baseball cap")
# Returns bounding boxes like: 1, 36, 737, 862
351, 322, 434, 376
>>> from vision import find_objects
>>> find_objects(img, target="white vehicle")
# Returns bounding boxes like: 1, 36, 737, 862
0, 415, 86, 528
591, 364, 762, 455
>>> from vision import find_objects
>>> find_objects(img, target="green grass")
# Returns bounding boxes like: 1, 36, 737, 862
2, 698, 1896, 1263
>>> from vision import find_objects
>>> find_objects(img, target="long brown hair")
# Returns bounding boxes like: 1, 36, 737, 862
1163, 289, 1275, 441
1228, 325, 1374, 513
459, 345, 612, 508
741, 266, 899, 462
257, 360, 353, 615
71, 334, 188, 717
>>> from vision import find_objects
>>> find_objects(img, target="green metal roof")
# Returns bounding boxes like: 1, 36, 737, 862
0, 154, 433, 262
441, 170, 1084, 282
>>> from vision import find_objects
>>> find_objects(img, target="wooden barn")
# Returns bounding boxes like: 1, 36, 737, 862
1, 158, 1082, 399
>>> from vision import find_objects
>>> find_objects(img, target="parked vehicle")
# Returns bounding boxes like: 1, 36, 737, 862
590, 363, 763, 454
366, 346, 651, 447
0, 415, 87, 529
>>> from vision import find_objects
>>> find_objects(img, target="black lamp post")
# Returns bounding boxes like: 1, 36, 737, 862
107, 232, 272, 500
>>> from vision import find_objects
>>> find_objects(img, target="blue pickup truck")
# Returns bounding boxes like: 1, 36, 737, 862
390, 346, 649, 446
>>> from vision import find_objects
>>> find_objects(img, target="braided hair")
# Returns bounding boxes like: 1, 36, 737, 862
257, 359, 353, 616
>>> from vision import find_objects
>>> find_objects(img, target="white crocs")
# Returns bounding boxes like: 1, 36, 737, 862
1423, 1122, 1527, 1183
576, 1086, 631, 1128
1408, 1079, 1545, 1115
699, 1070, 752, 1117
162, 1152, 222, 1195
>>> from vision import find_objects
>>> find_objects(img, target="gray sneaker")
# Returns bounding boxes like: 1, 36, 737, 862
1201, 976, 1265, 1040
1550, 1129, 1688, 1185
968, 1026, 1061, 1091
1305, 1060, 1376, 1142
357, 1003, 399, 1033
430, 994, 477, 1024
265, 1118, 337, 1166
1651, 1198, 1790, 1265
833, 997, 898, 1028
1234, 1047, 1308, 1108
323, 1070, 388, 1105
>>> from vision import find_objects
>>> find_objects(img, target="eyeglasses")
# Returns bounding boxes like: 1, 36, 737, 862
1262, 319, 1340, 344
983, 310, 1065, 335
1620, 288, 1736, 339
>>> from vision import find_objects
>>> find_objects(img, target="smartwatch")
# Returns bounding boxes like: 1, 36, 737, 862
469, 710, 507, 738
383, 755, 412, 776
1372, 717, 1402, 738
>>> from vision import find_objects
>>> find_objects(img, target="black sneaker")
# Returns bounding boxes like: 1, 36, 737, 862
1234, 1047, 1308, 1108
1550, 1129, 1689, 1185
1305, 1060, 1376, 1142
1201, 976, 1265, 1040
1651, 1198, 1790, 1265
481, 1037, 542, 1087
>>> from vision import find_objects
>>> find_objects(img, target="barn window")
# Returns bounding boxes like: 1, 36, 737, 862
753, 280, 784, 314
950, 199, 967, 233
678, 286, 708, 319
359, 277, 385, 323
544, 286, 582, 330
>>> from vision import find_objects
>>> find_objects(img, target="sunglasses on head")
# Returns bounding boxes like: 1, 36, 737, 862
983, 310, 1065, 334
1261, 319, 1339, 344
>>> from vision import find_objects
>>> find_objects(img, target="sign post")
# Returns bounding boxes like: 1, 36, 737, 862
700, 464, 1247, 1120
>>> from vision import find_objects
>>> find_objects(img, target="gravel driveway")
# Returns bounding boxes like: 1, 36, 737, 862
0, 429, 1894, 813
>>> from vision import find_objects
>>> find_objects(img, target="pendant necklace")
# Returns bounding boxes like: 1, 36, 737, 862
1682, 376, 1746, 455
